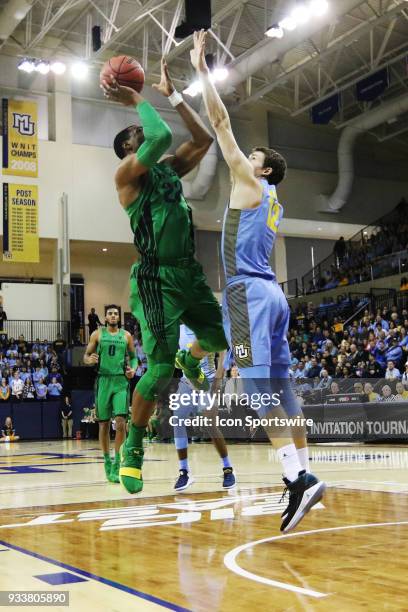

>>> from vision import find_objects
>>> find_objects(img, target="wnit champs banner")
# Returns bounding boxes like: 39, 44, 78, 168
2, 183, 39, 262
2, 98, 38, 177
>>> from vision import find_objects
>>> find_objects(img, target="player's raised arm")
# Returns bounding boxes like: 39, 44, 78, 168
83, 330, 100, 366
101, 77, 172, 189
153, 57, 214, 177
191, 30, 262, 209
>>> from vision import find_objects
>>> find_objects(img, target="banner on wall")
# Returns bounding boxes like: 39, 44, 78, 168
2, 183, 39, 262
311, 93, 340, 124
2, 98, 38, 177
356, 68, 389, 102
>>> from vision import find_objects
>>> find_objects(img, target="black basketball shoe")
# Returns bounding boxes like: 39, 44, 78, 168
174, 469, 195, 492
280, 470, 326, 533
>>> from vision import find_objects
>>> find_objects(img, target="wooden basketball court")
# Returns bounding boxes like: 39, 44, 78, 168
0, 440, 407, 610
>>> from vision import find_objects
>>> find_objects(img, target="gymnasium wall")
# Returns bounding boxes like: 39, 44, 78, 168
1, 53, 407, 291
285, 237, 336, 283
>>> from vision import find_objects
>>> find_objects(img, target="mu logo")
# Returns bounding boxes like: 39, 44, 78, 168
12, 113, 35, 136
234, 344, 250, 359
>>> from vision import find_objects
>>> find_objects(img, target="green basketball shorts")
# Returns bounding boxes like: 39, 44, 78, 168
95, 375, 130, 421
129, 258, 227, 358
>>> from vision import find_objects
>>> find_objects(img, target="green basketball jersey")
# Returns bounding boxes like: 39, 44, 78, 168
125, 161, 195, 261
97, 327, 128, 376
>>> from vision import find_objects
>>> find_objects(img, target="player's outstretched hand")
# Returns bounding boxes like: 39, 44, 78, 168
100, 75, 142, 106
190, 29, 209, 73
152, 57, 175, 97
125, 366, 135, 380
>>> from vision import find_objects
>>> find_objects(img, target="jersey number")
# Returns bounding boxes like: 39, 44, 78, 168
267, 197, 280, 233
108, 345, 116, 357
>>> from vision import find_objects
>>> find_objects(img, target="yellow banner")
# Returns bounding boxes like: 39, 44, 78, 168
2, 183, 39, 263
2, 99, 38, 178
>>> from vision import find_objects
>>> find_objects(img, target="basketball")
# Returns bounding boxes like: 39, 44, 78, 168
100, 55, 145, 93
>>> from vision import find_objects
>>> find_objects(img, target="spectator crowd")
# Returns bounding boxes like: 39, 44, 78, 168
0, 334, 66, 401
288, 297, 408, 405
306, 199, 408, 293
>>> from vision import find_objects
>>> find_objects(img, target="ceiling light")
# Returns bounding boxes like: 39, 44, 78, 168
71, 61, 89, 80
18, 58, 35, 73
35, 60, 50, 75
310, 0, 329, 17
213, 67, 229, 82
14, 9, 28, 19
265, 24, 284, 38
291, 4, 310, 25
50, 61, 66, 75
183, 80, 202, 97
279, 16, 297, 31
102, 248, 108, 252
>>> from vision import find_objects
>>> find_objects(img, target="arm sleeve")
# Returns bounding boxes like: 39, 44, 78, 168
135, 100, 172, 168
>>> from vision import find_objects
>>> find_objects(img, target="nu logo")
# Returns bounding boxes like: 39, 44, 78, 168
234, 344, 249, 359
12, 113, 35, 136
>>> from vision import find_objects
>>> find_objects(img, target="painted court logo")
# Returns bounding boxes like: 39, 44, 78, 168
12, 113, 35, 136
234, 344, 249, 359
0, 492, 324, 532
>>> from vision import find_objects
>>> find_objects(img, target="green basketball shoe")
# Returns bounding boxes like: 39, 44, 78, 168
175, 349, 210, 391
119, 443, 144, 494
103, 456, 112, 481
109, 460, 120, 483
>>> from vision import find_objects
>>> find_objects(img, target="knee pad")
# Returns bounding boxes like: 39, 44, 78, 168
136, 363, 174, 401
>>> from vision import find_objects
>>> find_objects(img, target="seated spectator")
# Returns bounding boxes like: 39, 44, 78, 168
48, 377, 63, 398
1, 416, 20, 442
307, 357, 321, 378
385, 360, 401, 381
33, 367, 42, 383
329, 381, 340, 395
0, 378, 10, 401
48, 366, 62, 384
364, 383, 379, 402
11, 372, 24, 400
366, 354, 383, 378
22, 376, 36, 400
395, 382, 408, 401
385, 338, 403, 365
38, 359, 49, 380
317, 370, 332, 389
401, 363, 408, 386
353, 382, 364, 395
35, 377, 48, 400
380, 385, 396, 402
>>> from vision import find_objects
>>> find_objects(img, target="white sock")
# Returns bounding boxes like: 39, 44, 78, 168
297, 447, 310, 473
277, 444, 302, 482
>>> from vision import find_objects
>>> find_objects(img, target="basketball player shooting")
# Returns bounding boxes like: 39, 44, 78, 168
100, 58, 228, 494
191, 30, 326, 532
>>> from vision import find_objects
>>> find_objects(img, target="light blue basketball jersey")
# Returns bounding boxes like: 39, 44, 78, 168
179, 324, 216, 381
222, 179, 282, 283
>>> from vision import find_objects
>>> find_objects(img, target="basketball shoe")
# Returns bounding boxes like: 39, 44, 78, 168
174, 469, 195, 491
119, 443, 144, 493
175, 349, 210, 391
280, 470, 326, 532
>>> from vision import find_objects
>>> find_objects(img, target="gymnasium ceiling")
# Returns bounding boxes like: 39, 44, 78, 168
1, 0, 408, 146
